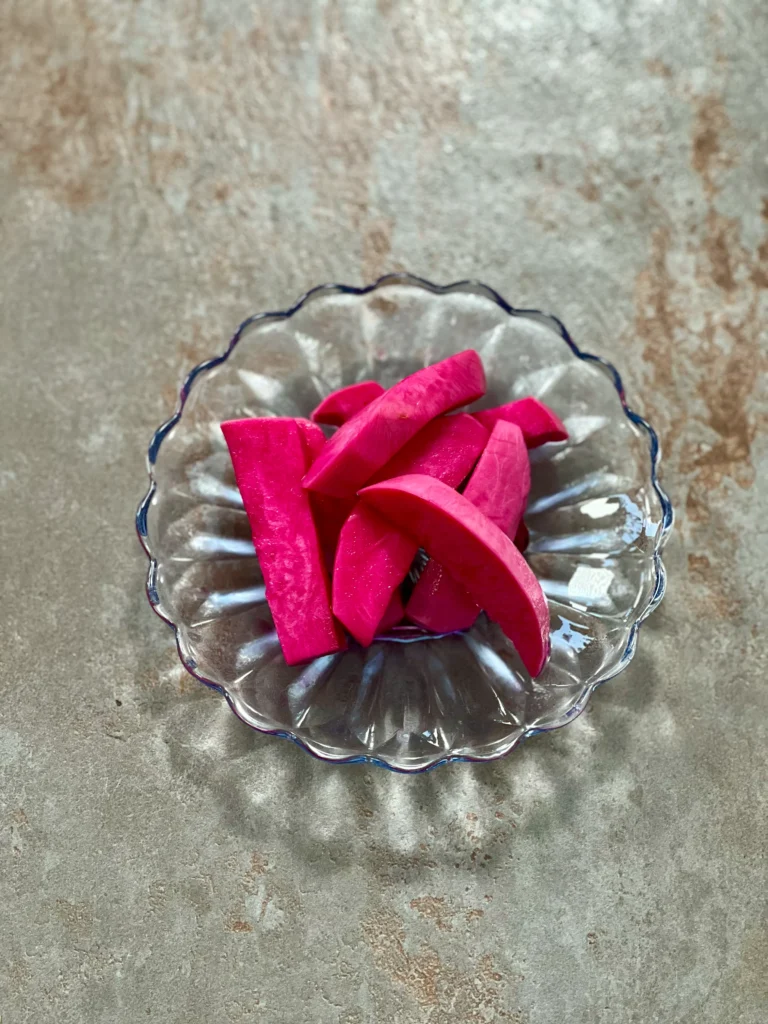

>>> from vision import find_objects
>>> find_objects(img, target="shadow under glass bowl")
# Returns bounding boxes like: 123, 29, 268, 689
137, 274, 673, 773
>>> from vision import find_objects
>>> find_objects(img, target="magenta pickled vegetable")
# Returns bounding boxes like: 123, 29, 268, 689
458, 421, 530, 532
221, 417, 346, 665
297, 419, 355, 562
473, 396, 567, 447
221, 350, 556, 673
296, 418, 326, 462
303, 349, 486, 497
359, 474, 550, 677
310, 494, 356, 566
333, 504, 416, 648
378, 590, 405, 633
407, 422, 530, 633
332, 415, 488, 646
368, 413, 487, 485
311, 381, 385, 426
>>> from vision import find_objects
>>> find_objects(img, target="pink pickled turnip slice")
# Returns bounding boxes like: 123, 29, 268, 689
406, 422, 530, 633
359, 475, 550, 677
332, 415, 488, 647
369, 413, 488, 484
221, 417, 346, 665
378, 589, 409, 634
456, 421, 530, 533
377, 588, 405, 633
303, 349, 486, 497
311, 381, 385, 427
332, 505, 415, 648
473, 396, 567, 447
296, 418, 326, 462
311, 495, 356, 562
297, 419, 356, 561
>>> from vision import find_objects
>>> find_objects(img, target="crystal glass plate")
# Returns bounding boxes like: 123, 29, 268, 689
137, 275, 673, 772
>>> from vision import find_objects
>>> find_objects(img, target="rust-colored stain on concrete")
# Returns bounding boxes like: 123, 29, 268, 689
409, 895, 454, 931
690, 93, 734, 198
688, 311, 760, 493
1, 9, 126, 208
687, 553, 711, 575
576, 163, 602, 204
703, 210, 737, 293
368, 295, 399, 316
245, 852, 269, 880
634, 225, 681, 405
645, 58, 673, 79
362, 218, 395, 282
228, 919, 253, 933
55, 898, 94, 936
631, 74, 767, 626
362, 908, 522, 1019
636, 92, 765, 478
362, 908, 442, 1006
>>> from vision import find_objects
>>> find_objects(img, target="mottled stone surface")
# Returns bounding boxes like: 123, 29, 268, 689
1, 1, 766, 1021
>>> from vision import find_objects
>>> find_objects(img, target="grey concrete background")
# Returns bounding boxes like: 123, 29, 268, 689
1, 1, 766, 1021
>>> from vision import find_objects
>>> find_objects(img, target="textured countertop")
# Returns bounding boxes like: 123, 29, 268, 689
1, 2, 766, 1021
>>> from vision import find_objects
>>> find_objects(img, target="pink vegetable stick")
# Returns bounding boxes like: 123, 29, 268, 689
377, 590, 405, 633
332, 415, 488, 647
333, 504, 416, 647
359, 475, 550, 677
473, 396, 567, 447
297, 419, 356, 563
221, 418, 346, 665
453, 422, 530, 533
368, 413, 488, 484
406, 422, 530, 633
297, 418, 326, 462
303, 349, 486, 497
312, 495, 356, 563
311, 381, 385, 427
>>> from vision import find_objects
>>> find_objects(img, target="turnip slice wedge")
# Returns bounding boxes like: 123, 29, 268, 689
406, 422, 529, 633
368, 413, 488, 485
303, 349, 486, 496
310, 494, 356, 563
359, 475, 549, 677
311, 381, 385, 426
377, 590, 405, 633
456, 422, 530, 532
332, 505, 416, 648
297, 419, 356, 563
473, 396, 567, 447
332, 415, 488, 647
296, 418, 326, 462
221, 418, 346, 665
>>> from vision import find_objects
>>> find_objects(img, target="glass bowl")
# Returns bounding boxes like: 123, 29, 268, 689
136, 275, 673, 772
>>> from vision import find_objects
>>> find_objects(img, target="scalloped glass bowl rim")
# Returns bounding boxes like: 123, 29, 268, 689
136, 273, 674, 773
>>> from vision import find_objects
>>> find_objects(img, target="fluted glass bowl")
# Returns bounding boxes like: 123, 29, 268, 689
137, 275, 673, 772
